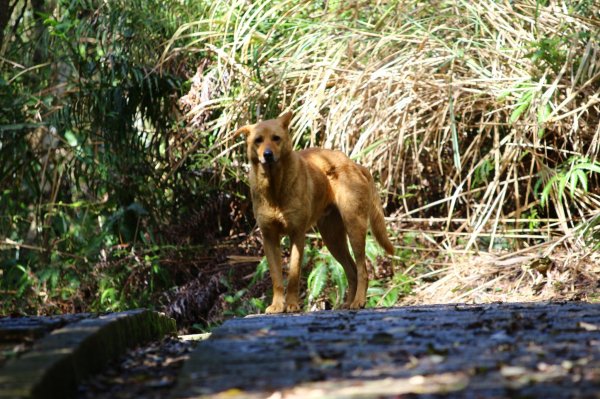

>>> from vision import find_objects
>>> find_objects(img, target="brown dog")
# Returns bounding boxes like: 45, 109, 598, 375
236, 112, 393, 313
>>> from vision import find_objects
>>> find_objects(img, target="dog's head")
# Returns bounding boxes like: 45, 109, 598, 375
235, 112, 293, 166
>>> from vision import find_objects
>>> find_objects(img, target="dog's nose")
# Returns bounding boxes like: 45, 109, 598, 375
263, 149, 274, 162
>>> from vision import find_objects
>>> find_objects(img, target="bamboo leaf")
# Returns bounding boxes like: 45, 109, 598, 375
577, 162, 600, 175
578, 170, 588, 193
557, 173, 568, 202
540, 176, 558, 207
510, 91, 534, 123
569, 170, 580, 198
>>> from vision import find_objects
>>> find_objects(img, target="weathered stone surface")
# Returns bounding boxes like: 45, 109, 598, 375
0, 314, 93, 343
173, 302, 600, 398
0, 314, 96, 368
0, 309, 176, 399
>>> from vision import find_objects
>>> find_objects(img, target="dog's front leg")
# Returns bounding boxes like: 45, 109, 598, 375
285, 232, 305, 313
263, 230, 286, 314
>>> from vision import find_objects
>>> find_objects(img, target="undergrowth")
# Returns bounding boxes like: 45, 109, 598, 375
2, 0, 599, 322
174, 0, 600, 310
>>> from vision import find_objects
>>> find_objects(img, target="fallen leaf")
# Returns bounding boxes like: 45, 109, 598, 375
578, 322, 599, 331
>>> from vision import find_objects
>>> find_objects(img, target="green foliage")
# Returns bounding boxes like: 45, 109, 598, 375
305, 245, 348, 308
2, 0, 599, 317
303, 235, 409, 309
0, 0, 213, 315
251, 256, 270, 285
581, 213, 600, 250
176, 0, 600, 256
525, 208, 541, 232
540, 157, 600, 207
367, 273, 414, 308
472, 159, 493, 189
307, 262, 329, 302
527, 37, 568, 74
221, 266, 266, 318
509, 86, 535, 124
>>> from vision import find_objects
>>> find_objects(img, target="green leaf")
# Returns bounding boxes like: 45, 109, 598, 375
100, 288, 116, 304
365, 236, 384, 263
557, 172, 568, 202
329, 263, 347, 305
251, 257, 269, 285
577, 162, 600, 174
307, 262, 328, 301
380, 287, 399, 307
510, 91, 533, 123
540, 176, 557, 206
578, 169, 588, 193
569, 169, 580, 198
65, 130, 78, 147
537, 102, 552, 124
78, 43, 87, 58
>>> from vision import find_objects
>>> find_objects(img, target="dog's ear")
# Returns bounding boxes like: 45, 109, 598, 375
233, 125, 251, 139
278, 111, 293, 130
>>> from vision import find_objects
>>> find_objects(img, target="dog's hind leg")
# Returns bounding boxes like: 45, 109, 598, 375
317, 207, 358, 308
345, 222, 368, 309
336, 197, 369, 310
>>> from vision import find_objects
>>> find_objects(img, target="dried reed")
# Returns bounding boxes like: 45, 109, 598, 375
170, 0, 600, 302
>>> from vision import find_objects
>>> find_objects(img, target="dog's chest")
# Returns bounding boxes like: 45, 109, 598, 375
254, 202, 306, 233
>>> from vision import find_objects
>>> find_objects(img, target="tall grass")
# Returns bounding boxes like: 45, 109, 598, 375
172, 0, 600, 253
171, 0, 600, 304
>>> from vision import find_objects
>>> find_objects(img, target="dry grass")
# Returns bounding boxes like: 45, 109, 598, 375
169, 0, 600, 303
400, 247, 600, 305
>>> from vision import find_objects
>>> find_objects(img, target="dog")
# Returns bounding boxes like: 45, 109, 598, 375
235, 111, 393, 313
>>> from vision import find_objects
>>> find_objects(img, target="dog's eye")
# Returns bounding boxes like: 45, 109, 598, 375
272, 135, 281, 142
254, 137, 264, 144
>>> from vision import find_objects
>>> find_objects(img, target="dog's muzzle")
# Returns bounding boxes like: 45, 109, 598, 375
262, 149, 276, 164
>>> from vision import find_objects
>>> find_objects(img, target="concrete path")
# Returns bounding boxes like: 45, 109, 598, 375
173, 302, 600, 398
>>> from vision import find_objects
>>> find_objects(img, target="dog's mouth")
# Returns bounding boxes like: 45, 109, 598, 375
260, 152, 277, 165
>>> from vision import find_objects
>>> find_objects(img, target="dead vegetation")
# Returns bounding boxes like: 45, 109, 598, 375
170, 0, 600, 305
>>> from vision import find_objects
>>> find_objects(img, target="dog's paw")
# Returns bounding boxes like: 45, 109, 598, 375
286, 303, 301, 313
347, 299, 365, 310
265, 302, 286, 314
340, 299, 354, 309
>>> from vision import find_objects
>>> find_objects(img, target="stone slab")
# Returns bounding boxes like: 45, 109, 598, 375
173, 302, 600, 398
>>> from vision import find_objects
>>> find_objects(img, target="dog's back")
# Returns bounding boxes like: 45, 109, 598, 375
299, 148, 394, 254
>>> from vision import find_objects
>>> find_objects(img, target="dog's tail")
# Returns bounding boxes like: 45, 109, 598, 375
369, 181, 394, 255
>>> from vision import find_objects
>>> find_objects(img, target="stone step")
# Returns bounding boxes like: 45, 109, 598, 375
0, 309, 176, 399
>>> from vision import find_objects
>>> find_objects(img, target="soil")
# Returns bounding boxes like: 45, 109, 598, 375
76, 337, 197, 399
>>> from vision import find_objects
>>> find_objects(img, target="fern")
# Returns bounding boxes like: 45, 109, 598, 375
307, 262, 328, 302
329, 263, 348, 306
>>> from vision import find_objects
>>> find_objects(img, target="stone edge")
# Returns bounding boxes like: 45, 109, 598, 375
0, 309, 176, 399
